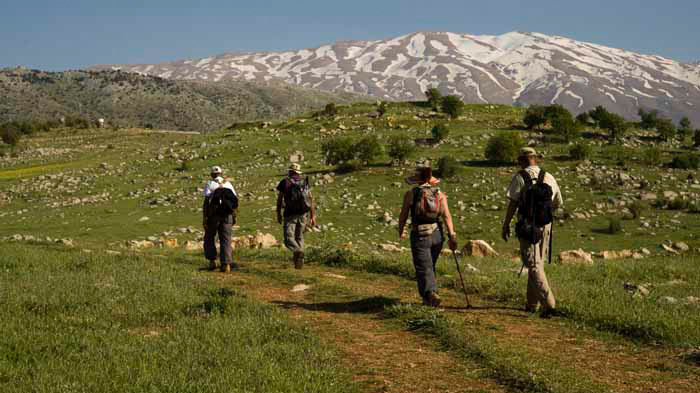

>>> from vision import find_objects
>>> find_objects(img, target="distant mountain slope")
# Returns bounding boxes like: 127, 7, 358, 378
0, 68, 364, 131
94, 31, 700, 123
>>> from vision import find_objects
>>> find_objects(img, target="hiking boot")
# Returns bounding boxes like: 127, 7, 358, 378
425, 292, 442, 307
208, 260, 219, 271
220, 264, 231, 273
294, 251, 304, 269
525, 305, 537, 313
539, 308, 560, 319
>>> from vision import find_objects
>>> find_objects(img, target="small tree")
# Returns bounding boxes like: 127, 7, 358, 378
694, 130, 700, 147
655, 118, 676, 141
425, 88, 442, 111
598, 111, 629, 141
576, 112, 591, 125
551, 113, 581, 142
387, 135, 415, 162
543, 104, 571, 121
354, 136, 383, 165
431, 123, 449, 142
441, 95, 464, 119
485, 133, 525, 164
322, 137, 355, 165
670, 153, 700, 170
569, 143, 592, 160
638, 108, 660, 130
377, 102, 387, 117
523, 105, 547, 130
640, 147, 662, 166
0, 124, 21, 147
678, 117, 692, 140
322, 103, 338, 117
588, 105, 610, 128
437, 156, 459, 178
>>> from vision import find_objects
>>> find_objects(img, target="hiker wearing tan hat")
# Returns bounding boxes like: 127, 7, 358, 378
398, 163, 458, 307
276, 163, 316, 269
203, 166, 238, 272
502, 147, 564, 318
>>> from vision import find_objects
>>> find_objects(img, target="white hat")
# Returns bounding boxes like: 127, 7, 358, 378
289, 163, 302, 174
211, 166, 222, 175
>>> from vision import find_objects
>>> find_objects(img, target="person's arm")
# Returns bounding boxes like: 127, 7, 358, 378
502, 199, 518, 242
441, 193, 458, 251
276, 192, 284, 224
398, 190, 413, 240
202, 198, 209, 229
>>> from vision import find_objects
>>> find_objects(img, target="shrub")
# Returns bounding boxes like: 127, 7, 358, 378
694, 130, 700, 147
670, 153, 700, 169
656, 118, 676, 141
543, 104, 571, 121
0, 125, 21, 146
679, 117, 692, 140
628, 200, 647, 219
588, 105, 610, 128
387, 135, 415, 162
551, 113, 581, 141
485, 133, 525, 164
569, 143, 592, 160
336, 160, 364, 174
523, 105, 547, 130
689, 201, 700, 214
377, 102, 387, 117
576, 112, 591, 125
602, 146, 627, 163
437, 156, 459, 178
638, 108, 660, 130
441, 95, 463, 118
322, 103, 338, 117
667, 198, 690, 211
322, 137, 356, 165
640, 147, 662, 166
177, 160, 192, 172
607, 216, 622, 234
431, 124, 449, 142
598, 111, 629, 141
354, 136, 383, 165
425, 88, 442, 111
65, 116, 90, 129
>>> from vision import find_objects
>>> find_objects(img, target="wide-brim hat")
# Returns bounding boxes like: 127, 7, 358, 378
289, 163, 302, 174
518, 147, 540, 159
405, 162, 441, 185
211, 165, 223, 175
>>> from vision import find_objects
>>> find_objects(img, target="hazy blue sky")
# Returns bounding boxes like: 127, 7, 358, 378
2, 0, 698, 70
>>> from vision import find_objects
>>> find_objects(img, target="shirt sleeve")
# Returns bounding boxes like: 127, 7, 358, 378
276, 179, 286, 193
547, 174, 564, 209
506, 174, 524, 202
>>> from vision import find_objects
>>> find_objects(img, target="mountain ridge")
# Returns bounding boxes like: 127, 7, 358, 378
92, 31, 700, 124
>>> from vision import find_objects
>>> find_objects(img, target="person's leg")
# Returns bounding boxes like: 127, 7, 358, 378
294, 215, 307, 269
283, 216, 300, 252
203, 218, 219, 269
218, 217, 233, 270
521, 237, 539, 312
535, 225, 556, 310
411, 232, 436, 302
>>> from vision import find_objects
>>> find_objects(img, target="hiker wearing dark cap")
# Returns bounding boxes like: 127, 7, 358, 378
398, 164, 458, 307
203, 166, 238, 273
276, 163, 316, 269
502, 147, 563, 318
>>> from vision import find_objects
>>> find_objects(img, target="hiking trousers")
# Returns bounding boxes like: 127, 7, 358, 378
410, 228, 445, 300
283, 214, 306, 253
519, 223, 556, 310
204, 215, 233, 265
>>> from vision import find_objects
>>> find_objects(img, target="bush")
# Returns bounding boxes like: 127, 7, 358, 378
640, 147, 662, 166
607, 216, 622, 234
679, 117, 692, 140
523, 105, 547, 130
387, 135, 415, 162
485, 133, 525, 164
322, 103, 338, 117
377, 102, 387, 117
598, 111, 629, 141
588, 106, 610, 128
656, 118, 676, 141
694, 130, 700, 147
0, 125, 21, 146
602, 146, 627, 163
629, 200, 647, 219
441, 95, 463, 119
425, 88, 442, 111
667, 198, 690, 211
354, 136, 383, 165
322, 137, 356, 165
670, 153, 700, 169
177, 160, 192, 172
638, 108, 660, 130
569, 143, 592, 160
551, 113, 581, 142
543, 104, 571, 121
436, 156, 459, 178
576, 112, 591, 125
689, 201, 700, 214
65, 116, 90, 129
336, 160, 364, 174
431, 123, 449, 142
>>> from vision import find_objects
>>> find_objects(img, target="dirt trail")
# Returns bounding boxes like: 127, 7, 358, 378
216, 261, 699, 393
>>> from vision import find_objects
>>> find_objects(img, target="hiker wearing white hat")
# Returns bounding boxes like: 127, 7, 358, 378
502, 147, 563, 318
398, 164, 458, 307
203, 166, 238, 272
276, 163, 316, 269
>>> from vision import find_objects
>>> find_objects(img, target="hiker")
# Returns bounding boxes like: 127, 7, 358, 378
398, 164, 458, 307
501, 148, 564, 318
276, 163, 316, 269
203, 166, 238, 272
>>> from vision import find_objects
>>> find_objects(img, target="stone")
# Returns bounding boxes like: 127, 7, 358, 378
559, 249, 594, 265
323, 273, 347, 279
289, 151, 304, 163
685, 296, 700, 305
291, 284, 311, 292
623, 282, 650, 297
660, 296, 678, 304
463, 240, 499, 257
379, 243, 403, 252
661, 244, 679, 254
60, 238, 74, 247
251, 233, 278, 249
674, 242, 690, 252
663, 191, 679, 200
130, 240, 155, 249
599, 250, 634, 260
138, 216, 150, 222
184, 240, 201, 251
162, 238, 178, 248
639, 192, 657, 201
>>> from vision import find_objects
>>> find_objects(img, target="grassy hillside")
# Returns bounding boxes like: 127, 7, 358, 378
1, 101, 699, 392
0, 68, 365, 131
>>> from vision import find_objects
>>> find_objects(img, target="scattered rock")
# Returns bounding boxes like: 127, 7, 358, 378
184, 240, 202, 251
162, 238, 178, 248
463, 240, 499, 257
599, 250, 634, 260
138, 216, 150, 222
559, 249, 594, 265
291, 284, 311, 293
674, 242, 690, 252
660, 296, 678, 304
685, 296, 700, 305
624, 282, 650, 297
323, 273, 347, 279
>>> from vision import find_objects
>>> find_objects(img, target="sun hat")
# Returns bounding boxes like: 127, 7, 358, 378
518, 147, 539, 159
211, 166, 223, 175
289, 163, 302, 174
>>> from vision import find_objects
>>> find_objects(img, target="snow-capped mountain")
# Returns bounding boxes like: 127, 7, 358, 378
94, 31, 700, 123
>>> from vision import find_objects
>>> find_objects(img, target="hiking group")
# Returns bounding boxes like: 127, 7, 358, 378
202, 147, 563, 317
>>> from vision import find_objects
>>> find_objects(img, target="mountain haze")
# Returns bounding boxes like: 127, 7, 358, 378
94, 31, 700, 124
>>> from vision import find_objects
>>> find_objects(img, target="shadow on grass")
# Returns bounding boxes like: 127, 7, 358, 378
272, 296, 399, 314
463, 160, 514, 168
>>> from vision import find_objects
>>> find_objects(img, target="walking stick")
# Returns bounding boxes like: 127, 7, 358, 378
451, 250, 473, 309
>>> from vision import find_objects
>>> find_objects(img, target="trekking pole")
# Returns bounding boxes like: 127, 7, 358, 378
451, 250, 472, 309
548, 222, 553, 264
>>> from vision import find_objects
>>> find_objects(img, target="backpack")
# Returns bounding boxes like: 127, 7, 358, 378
516, 170, 553, 244
209, 187, 238, 218
284, 177, 312, 216
412, 186, 443, 224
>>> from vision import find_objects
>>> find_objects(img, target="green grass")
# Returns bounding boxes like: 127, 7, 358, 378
0, 244, 357, 393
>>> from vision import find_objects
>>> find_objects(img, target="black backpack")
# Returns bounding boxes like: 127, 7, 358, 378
209, 187, 238, 218
284, 177, 312, 216
516, 170, 553, 244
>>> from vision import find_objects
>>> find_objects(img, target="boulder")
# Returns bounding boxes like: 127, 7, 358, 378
162, 238, 178, 248
599, 250, 634, 260
674, 242, 690, 252
378, 243, 403, 252
660, 296, 678, 304
291, 284, 311, 293
663, 191, 679, 200
639, 192, 657, 201
463, 240, 499, 257
559, 249, 594, 265
130, 240, 155, 249
289, 151, 304, 163
623, 282, 650, 297
184, 240, 202, 251
251, 233, 278, 249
